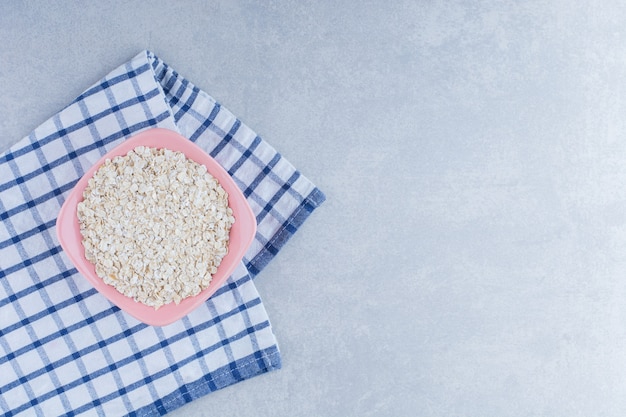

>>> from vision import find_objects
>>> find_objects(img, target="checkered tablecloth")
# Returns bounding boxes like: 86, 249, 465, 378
0, 50, 325, 416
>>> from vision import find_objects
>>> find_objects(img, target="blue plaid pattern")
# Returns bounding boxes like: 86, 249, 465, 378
0, 51, 325, 416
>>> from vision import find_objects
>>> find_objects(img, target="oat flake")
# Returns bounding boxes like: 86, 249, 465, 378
77, 146, 235, 309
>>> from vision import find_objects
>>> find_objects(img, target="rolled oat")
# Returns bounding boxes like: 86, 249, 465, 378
77, 146, 235, 309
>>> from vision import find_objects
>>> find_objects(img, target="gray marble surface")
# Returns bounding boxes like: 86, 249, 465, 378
3, 1, 626, 416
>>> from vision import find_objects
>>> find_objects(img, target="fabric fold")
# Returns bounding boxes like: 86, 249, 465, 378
0, 50, 324, 416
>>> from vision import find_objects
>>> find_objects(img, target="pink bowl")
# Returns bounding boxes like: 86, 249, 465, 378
56, 128, 257, 326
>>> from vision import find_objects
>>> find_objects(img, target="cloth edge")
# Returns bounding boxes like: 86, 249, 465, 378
132, 346, 282, 417
247, 187, 326, 276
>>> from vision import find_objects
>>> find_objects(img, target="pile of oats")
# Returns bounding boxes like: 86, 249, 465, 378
77, 146, 235, 309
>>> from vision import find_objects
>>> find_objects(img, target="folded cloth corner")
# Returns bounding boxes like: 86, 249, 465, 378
0, 50, 325, 416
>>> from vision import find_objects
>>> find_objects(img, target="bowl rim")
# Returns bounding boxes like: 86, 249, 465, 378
56, 128, 257, 326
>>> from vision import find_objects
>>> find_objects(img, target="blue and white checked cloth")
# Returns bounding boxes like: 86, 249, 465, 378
0, 50, 325, 416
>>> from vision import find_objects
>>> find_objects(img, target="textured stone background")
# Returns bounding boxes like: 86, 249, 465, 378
3, 1, 626, 415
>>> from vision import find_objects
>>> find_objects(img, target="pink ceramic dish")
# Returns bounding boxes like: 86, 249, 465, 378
56, 128, 257, 326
